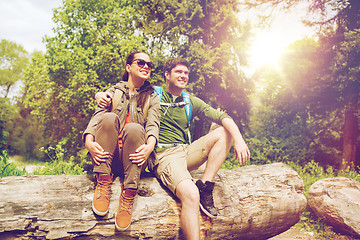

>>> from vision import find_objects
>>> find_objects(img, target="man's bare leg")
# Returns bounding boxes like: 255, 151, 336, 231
201, 126, 233, 182
176, 179, 200, 240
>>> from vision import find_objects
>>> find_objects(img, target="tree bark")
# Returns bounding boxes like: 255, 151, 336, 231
0, 163, 306, 240
341, 83, 358, 171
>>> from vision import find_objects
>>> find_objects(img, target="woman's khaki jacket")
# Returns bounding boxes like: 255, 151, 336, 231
83, 81, 161, 169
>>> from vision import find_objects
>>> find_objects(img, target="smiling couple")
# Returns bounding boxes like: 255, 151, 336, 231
83, 51, 250, 240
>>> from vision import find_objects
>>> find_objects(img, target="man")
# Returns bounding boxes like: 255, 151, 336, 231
96, 58, 250, 239
153, 58, 250, 239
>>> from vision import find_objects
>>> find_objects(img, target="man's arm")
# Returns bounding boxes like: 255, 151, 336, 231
221, 117, 250, 165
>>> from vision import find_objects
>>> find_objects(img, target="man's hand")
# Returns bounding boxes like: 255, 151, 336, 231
233, 140, 250, 165
221, 118, 250, 165
95, 92, 112, 109
85, 134, 110, 165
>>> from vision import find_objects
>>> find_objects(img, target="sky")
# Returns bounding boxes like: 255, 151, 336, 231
0, 0, 314, 72
0, 0, 62, 53
242, 1, 315, 74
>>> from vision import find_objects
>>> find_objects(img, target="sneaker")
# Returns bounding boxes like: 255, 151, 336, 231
196, 180, 218, 218
92, 174, 112, 216
115, 188, 137, 231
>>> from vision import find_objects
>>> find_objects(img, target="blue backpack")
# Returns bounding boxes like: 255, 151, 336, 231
154, 86, 192, 142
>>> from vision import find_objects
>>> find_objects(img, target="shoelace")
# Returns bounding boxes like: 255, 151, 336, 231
96, 182, 111, 200
119, 195, 135, 214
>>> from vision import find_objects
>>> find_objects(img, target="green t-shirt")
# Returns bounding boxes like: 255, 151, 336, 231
157, 88, 230, 150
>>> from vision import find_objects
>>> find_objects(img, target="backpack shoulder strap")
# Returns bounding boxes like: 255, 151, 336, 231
111, 89, 123, 112
154, 86, 192, 126
154, 86, 163, 102
142, 94, 151, 120
181, 91, 192, 127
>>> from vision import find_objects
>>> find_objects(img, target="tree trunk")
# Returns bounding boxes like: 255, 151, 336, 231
0, 163, 306, 240
341, 84, 358, 170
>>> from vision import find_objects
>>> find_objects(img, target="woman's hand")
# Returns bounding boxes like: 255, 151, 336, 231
129, 144, 153, 166
85, 134, 110, 165
95, 92, 112, 109
129, 136, 157, 166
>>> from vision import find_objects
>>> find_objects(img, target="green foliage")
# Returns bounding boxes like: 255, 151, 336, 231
290, 159, 360, 197
0, 147, 84, 176
24, 0, 148, 158
245, 0, 360, 170
21, 0, 252, 159
76, 147, 93, 173
247, 30, 360, 169
0, 150, 27, 177
0, 39, 31, 154
34, 144, 84, 175
0, 97, 14, 149
247, 65, 315, 166
0, 39, 29, 98
137, 0, 252, 138
222, 150, 238, 170
31, 158, 84, 175
296, 209, 336, 239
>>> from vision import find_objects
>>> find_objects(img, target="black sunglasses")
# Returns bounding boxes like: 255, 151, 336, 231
132, 59, 154, 69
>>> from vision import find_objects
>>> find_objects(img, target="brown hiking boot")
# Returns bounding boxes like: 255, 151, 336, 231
115, 188, 137, 231
92, 174, 112, 216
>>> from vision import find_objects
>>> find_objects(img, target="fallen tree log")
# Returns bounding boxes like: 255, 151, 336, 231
0, 163, 306, 240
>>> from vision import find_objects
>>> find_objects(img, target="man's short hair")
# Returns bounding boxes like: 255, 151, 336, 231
163, 58, 189, 81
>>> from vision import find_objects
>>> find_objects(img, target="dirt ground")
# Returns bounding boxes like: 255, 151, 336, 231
269, 227, 359, 240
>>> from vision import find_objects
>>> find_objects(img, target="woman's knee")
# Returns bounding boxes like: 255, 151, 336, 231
124, 123, 144, 132
123, 123, 145, 143
99, 112, 119, 131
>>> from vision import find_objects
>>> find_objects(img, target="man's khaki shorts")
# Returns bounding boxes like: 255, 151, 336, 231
154, 135, 210, 194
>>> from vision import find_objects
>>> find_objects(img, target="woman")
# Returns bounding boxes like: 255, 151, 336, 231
83, 51, 160, 231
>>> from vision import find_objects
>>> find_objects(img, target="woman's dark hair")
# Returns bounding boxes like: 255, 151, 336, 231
163, 57, 189, 81
122, 51, 154, 109
138, 81, 154, 109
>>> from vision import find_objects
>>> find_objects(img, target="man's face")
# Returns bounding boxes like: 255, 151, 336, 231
165, 64, 189, 90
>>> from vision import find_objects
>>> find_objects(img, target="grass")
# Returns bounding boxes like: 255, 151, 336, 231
1, 150, 85, 176
0, 150, 27, 177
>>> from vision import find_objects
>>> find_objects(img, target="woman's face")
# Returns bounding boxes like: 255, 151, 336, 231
127, 52, 152, 81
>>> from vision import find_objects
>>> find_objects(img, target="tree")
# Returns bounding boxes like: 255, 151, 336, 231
334, 29, 360, 170
276, 38, 344, 167
0, 39, 28, 98
137, 0, 252, 139
0, 39, 29, 152
0, 98, 15, 150
24, 0, 147, 157
24, 0, 253, 158
244, 0, 360, 170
